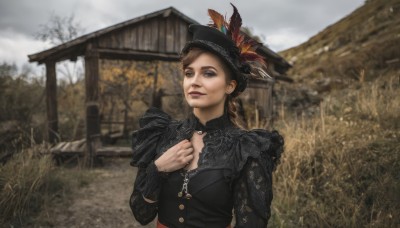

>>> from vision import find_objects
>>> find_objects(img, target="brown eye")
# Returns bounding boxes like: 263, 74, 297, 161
184, 70, 194, 77
204, 70, 216, 77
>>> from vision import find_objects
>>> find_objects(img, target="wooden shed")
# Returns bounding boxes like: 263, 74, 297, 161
28, 7, 291, 165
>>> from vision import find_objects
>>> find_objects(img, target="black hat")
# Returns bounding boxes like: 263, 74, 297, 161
180, 4, 266, 97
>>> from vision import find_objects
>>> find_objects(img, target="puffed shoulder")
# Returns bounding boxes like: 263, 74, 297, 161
231, 129, 284, 177
130, 107, 172, 168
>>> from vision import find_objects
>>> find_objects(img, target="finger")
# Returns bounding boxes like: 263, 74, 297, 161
180, 141, 193, 149
183, 147, 194, 155
170, 140, 189, 152
176, 140, 190, 149
177, 139, 189, 146
176, 147, 193, 156
184, 154, 194, 163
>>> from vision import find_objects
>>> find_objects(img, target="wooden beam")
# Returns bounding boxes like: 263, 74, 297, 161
45, 61, 59, 143
85, 45, 101, 167
97, 48, 180, 61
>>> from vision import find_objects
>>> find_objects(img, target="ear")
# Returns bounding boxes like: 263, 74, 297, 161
226, 80, 237, 94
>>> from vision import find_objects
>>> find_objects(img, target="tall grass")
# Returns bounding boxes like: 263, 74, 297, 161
0, 144, 94, 226
0, 144, 56, 225
270, 75, 400, 227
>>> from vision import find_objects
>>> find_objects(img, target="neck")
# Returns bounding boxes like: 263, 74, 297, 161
193, 106, 225, 125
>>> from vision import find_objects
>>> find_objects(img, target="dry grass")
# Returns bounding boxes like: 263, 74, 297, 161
0, 144, 95, 227
0, 144, 54, 225
270, 74, 400, 227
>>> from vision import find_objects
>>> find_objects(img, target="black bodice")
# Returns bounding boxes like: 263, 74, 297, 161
129, 107, 284, 227
159, 169, 233, 228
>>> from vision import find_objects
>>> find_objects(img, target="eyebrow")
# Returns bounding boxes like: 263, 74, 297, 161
185, 66, 218, 71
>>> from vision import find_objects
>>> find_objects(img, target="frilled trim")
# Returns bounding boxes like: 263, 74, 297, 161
231, 129, 284, 178
141, 161, 169, 201
130, 107, 172, 168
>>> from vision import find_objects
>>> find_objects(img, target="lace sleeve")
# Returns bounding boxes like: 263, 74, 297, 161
231, 130, 283, 227
129, 107, 172, 224
233, 155, 274, 228
129, 162, 169, 225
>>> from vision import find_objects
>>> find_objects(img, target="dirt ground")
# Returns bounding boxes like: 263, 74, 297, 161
41, 158, 155, 228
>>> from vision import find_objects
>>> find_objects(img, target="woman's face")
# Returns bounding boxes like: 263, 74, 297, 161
183, 52, 236, 111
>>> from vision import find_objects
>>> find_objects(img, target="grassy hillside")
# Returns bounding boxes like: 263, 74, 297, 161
274, 0, 400, 117
280, 0, 400, 85
270, 0, 400, 226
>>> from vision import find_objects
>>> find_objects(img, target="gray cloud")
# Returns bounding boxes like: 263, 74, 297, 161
0, 0, 364, 69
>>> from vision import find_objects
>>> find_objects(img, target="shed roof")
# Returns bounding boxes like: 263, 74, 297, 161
28, 6, 291, 70
29, 7, 197, 64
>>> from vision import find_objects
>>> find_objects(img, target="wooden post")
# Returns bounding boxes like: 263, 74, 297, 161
151, 62, 159, 107
85, 44, 101, 167
266, 81, 274, 128
45, 61, 59, 143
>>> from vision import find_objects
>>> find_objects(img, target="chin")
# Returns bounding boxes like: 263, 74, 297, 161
185, 98, 208, 108
186, 101, 206, 108
186, 100, 223, 110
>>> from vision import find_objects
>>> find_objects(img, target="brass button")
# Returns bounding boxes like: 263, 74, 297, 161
179, 204, 185, 210
179, 217, 184, 223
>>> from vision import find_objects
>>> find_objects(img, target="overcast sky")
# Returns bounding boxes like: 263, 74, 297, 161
0, 0, 364, 73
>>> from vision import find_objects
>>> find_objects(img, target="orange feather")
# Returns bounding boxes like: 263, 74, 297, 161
208, 9, 226, 32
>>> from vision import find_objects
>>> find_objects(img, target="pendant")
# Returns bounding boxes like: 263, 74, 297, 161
185, 193, 192, 199
178, 192, 183, 198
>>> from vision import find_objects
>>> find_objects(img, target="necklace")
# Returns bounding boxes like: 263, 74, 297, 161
178, 129, 203, 199
178, 171, 192, 199
178, 169, 198, 199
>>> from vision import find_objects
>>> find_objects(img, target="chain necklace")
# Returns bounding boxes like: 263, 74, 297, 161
178, 168, 199, 199
178, 171, 192, 199
177, 129, 203, 199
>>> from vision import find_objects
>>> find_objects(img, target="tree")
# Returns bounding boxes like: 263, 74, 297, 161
35, 13, 84, 45
0, 62, 46, 153
35, 13, 85, 84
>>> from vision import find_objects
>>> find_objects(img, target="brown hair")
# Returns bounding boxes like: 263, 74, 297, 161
181, 48, 247, 130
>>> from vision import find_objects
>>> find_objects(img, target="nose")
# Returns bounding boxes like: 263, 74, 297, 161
190, 72, 201, 87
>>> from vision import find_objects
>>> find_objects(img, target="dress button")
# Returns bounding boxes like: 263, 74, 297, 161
179, 217, 184, 223
179, 204, 185, 210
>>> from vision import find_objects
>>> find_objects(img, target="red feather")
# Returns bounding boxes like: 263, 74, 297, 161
236, 34, 245, 47
240, 52, 265, 64
228, 3, 242, 43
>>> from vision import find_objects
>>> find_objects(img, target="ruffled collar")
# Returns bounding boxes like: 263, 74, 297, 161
189, 112, 233, 132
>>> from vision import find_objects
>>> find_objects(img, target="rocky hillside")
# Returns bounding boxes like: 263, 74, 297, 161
276, 0, 400, 115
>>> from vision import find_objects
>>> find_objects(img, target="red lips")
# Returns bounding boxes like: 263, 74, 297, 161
188, 91, 206, 95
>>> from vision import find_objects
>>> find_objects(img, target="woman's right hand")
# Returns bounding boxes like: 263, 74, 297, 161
154, 139, 194, 173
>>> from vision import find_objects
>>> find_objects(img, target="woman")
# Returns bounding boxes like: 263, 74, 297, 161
129, 4, 284, 228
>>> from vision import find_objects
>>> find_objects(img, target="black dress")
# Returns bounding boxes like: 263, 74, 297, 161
129, 107, 284, 228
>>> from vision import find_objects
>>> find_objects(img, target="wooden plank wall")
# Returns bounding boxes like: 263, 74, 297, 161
98, 14, 190, 53
241, 80, 273, 119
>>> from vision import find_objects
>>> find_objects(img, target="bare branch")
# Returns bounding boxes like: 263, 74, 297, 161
35, 13, 84, 45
